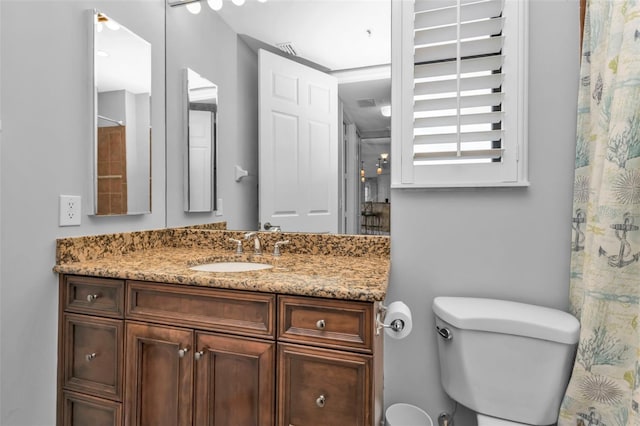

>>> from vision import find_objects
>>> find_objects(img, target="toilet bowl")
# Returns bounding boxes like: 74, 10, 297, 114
432, 297, 580, 425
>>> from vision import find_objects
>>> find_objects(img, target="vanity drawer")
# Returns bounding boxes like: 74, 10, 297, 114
63, 313, 123, 401
126, 281, 276, 338
64, 276, 124, 318
278, 296, 374, 352
62, 391, 122, 426
277, 343, 372, 426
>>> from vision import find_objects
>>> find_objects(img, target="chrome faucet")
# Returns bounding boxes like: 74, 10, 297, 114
244, 232, 262, 255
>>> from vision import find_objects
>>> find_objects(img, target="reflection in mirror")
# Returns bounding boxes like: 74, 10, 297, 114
92, 10, 151, 215
184, 68, 218, 212
165, 1, 390, 233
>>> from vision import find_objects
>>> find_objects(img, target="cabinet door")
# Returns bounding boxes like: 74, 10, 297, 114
124, 322, 193, 426
278, 343, 372, 426
194, 332, 275, 426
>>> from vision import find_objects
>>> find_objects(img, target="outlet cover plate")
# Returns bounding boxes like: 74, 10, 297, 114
59, 195, 81, 226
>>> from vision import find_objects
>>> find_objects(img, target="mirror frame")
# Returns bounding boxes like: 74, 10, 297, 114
89, 9, 152, 216
183, 67, 218, 213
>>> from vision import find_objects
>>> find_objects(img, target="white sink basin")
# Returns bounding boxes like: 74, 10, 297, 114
190, 262, 273, 273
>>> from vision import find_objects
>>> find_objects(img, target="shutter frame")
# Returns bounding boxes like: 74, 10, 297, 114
391, 0, 528, 188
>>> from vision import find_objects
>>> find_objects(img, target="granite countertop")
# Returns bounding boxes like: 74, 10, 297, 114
54, 228, 390, 302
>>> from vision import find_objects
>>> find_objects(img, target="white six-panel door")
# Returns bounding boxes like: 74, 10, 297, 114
188, 110, 213, 212
259, 49, 339, 233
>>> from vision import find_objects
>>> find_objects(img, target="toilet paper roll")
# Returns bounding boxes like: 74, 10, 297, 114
385, 301, 413, 339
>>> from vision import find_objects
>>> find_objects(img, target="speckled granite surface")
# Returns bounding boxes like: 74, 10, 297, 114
54, 229, 390, 302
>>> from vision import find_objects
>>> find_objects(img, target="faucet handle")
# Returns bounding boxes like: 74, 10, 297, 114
273, 240, 290, 257
229, 238, 243, 254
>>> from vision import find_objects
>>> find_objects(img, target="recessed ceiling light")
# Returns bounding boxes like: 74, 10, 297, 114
186, 1, 202, 14
207, 0, 223, 10
96, 50, 109, 57
232, 0, 246, 5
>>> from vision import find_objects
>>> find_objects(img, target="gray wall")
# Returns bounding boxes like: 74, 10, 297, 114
0, 1, 166, 424
0, 0, 580, 425
165, 4, 258, 230
384, 0, 580, 423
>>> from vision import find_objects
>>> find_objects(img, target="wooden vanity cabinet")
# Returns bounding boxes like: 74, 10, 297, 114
276, 295, 382, 426
58, 276, 126, 426
58, 275, 382, 426
123, 323, 275, 426
123, 281, 276, 426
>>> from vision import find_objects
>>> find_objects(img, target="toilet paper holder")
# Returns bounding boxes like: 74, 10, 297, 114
376, 303, 407, 336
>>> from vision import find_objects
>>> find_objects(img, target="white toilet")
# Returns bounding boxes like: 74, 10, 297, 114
432, 297, 580, 426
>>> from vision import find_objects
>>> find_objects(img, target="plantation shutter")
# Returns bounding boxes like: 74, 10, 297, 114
413, 0, 506, 165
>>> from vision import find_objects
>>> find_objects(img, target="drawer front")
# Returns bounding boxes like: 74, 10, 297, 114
277, 343, 372, 426
126, 281, 275, 338
278, 296, 374, 352
64, 276, 124, 318
63, 314, 123, 401
62, 391, 122, 426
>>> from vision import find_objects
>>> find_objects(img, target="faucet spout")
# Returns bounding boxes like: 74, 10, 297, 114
244, 232, 262, 255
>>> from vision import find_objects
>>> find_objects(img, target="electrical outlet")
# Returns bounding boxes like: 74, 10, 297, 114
59, 195, 81, 226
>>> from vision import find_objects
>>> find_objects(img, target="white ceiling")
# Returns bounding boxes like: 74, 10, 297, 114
214, 0, 392, 137
95, 15, 151, 94
215, 0, 391, 71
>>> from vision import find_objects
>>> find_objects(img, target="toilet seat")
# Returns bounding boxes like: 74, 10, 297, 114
477, 414, 530, 426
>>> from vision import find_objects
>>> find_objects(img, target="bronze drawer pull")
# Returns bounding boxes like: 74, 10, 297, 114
315, 394, 326, 408
85, 353, 96, 362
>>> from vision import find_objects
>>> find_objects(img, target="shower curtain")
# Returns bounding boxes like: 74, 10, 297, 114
558, 0, 640, 424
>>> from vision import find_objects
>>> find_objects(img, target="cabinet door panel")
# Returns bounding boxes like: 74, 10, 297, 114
63, 313, 123, 400
124, 322, 193, 426
195, 332, 275, 426
63, 391, 122, 426
278, 343, 371, 426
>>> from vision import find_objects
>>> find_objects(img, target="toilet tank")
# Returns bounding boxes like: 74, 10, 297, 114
432, 297, 580, 426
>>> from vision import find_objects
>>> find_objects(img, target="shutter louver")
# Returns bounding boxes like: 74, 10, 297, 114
413, 0, 506, 165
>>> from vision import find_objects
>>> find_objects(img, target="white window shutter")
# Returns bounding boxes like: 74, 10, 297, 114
392, 0, 529, 188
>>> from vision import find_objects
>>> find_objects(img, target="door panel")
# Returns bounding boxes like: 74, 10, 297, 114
188, 110, 213, 212
124, 322, 193, 426
194, 332, 275, 426
259, 49, 339, 233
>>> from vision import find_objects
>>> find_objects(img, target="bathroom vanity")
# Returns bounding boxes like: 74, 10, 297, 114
54, 228, 389, 426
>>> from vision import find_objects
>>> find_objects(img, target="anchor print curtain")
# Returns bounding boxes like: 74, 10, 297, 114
558, 0, 640, 424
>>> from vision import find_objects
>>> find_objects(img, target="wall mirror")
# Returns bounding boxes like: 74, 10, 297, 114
165, 1, 390, 233
91, 10, 152, 215
184, 68, 218, 212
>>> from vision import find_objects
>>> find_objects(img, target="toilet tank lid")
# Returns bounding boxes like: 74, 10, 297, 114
432, 297, 580, 344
